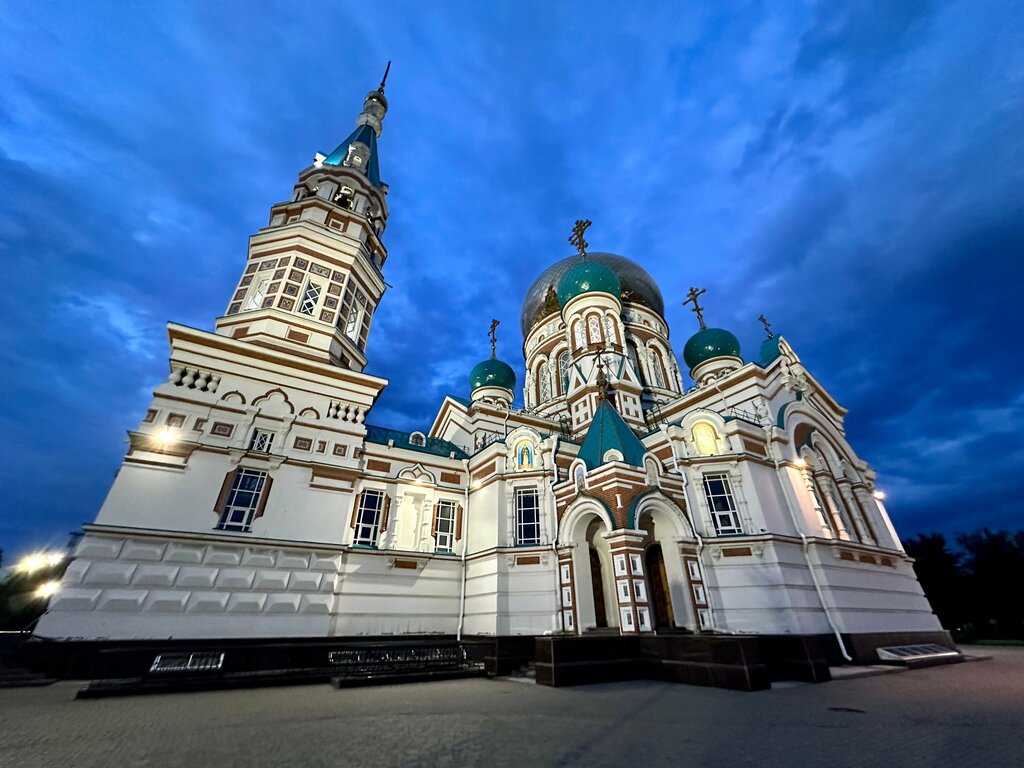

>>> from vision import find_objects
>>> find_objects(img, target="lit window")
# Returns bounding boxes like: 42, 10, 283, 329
216, 469, 268, 532
515, 488, 541, 545
299, 281, 322, 315
244, 278, 270, 311
692, 422, 719, 456
702, 473, 742, 535
353, 490, 384, 547
248, 429, 275, 453
434, 500, 457, 552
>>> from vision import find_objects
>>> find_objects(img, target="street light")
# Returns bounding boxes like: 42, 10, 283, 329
14, 550, 66, 575
35, 580, 61, 599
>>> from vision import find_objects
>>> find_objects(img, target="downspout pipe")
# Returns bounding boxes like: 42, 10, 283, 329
770, 449, 852, 662
456, 458, 471, 642
662, 424, 716, 630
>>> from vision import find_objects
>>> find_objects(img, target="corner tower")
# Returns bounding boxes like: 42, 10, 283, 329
215, 66, 393, 372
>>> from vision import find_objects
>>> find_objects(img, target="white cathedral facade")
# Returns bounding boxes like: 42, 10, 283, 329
35, 76, 946, 665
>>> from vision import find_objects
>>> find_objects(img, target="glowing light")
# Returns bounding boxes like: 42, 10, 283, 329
873, 490, 887, 500
156, 427, 178, 446
35, 580, 61, 599
16, 553, 49, 574
793, 458, 807, 468
46, 551, 65, 567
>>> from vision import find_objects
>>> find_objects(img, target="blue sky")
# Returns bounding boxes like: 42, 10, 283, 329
0, 1, 1021, 559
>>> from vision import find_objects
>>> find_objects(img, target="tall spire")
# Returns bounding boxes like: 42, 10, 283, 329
319, 66, 391, 189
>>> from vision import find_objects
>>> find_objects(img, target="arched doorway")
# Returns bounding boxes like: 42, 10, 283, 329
589, 547, 608, 627
645, 544, 672, 629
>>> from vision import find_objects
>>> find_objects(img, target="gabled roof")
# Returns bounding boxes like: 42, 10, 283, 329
576, 399, 648, 470
322, 123, 383, 189
365, 424, 468, 459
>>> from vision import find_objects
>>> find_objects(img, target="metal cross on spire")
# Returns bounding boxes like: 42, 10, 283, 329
684, 287, 708, 330
379, 61, 391, 91
758, 314, 774, 339
488, 318, 500, 358
569, 219, 592, 258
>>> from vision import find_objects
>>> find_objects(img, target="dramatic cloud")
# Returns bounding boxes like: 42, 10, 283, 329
0, 0, 1020, 556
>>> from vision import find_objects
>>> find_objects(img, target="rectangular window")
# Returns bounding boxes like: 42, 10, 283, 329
299, 281, 322, 315
353, 490, 384, 547
703, 473, 742, 535
245, 278, 270, 311
515, 488, 541, 546
434, 500, 457, 552
248, 429, 275, 453
216, 469, 267, 532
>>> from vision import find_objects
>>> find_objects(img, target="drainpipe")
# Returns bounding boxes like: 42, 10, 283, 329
456, 458, 471, 642
663, 425, 715, 630
770, 449, 852, 662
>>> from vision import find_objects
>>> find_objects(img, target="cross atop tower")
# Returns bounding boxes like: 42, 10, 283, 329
758, 314, 773, 339
569, 219, 592, 258
379, 60, 391, 91
488, 318, 500, 358
684, 287, 707, 330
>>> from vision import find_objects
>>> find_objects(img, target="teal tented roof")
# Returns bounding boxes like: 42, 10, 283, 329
576, 400, 648, 470
322, 124, 383, 189
364, 425, 468, 459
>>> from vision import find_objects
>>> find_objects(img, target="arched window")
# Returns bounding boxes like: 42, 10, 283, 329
627, 341, 646, 386
650, 347, 666, 388
691, 422, 719, 456
603, 316, 617, 347
558, 352, 571, 394
574, 466, 586, 489
572, 320, 585, 350
409, 431, 426, 447
587, 315, 602, 344
539, 362, 552, 402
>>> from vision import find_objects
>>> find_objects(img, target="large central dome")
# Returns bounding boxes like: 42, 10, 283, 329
521, 252, 665, 335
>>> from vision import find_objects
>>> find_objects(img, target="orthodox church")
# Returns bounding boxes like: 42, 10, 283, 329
34, 73, 950, 678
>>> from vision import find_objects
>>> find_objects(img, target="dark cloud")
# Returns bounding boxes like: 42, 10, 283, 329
1, 1, 1021, 557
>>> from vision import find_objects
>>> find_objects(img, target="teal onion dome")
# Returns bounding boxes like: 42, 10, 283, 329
556, 261, 621, 307
683, 327, 742, 370
470, 358, 516, 392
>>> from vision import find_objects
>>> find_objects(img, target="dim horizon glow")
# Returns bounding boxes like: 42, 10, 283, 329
0, 1, 1022, 557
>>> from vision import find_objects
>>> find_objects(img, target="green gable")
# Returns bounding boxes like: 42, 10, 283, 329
577, 400, 648, 470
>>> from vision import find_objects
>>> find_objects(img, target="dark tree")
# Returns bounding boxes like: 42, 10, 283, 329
904, 533, 965, 631
957, 529, 1024, 639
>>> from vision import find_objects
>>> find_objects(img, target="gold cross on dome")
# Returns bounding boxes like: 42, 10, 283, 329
488, 318, 500, 356
684, 287, 707, 330
758, 314, 774, 339
569, 219, 592, 258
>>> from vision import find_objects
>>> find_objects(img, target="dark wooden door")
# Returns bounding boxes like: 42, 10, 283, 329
646, 544, 672, 628
590, 548, 607, 628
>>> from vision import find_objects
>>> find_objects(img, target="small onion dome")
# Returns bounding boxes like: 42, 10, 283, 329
469, 358, 516, 392
556, 261, 621, 307
682, 327, 741, 370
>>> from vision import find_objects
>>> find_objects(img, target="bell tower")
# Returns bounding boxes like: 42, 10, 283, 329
215, 66, 393, 372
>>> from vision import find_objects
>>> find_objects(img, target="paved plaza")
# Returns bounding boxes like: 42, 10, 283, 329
0, 646, 1020, 768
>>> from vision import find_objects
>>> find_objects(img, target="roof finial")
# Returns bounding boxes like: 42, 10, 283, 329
684, 287, 708, 330
569, 219, 592, 259
488, 318, 500, 359
379, 60, 391, 91
595, 355, 609, 401
758, 314, 774, 339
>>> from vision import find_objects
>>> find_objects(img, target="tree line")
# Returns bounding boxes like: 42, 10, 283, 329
904, 529, 1024, 641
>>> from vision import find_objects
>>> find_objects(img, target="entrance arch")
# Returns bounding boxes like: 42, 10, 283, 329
558, 499, 618, 631
633, 495, 698, 631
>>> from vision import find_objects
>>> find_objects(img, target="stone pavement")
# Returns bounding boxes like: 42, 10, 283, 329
0, 646, 1020, 768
